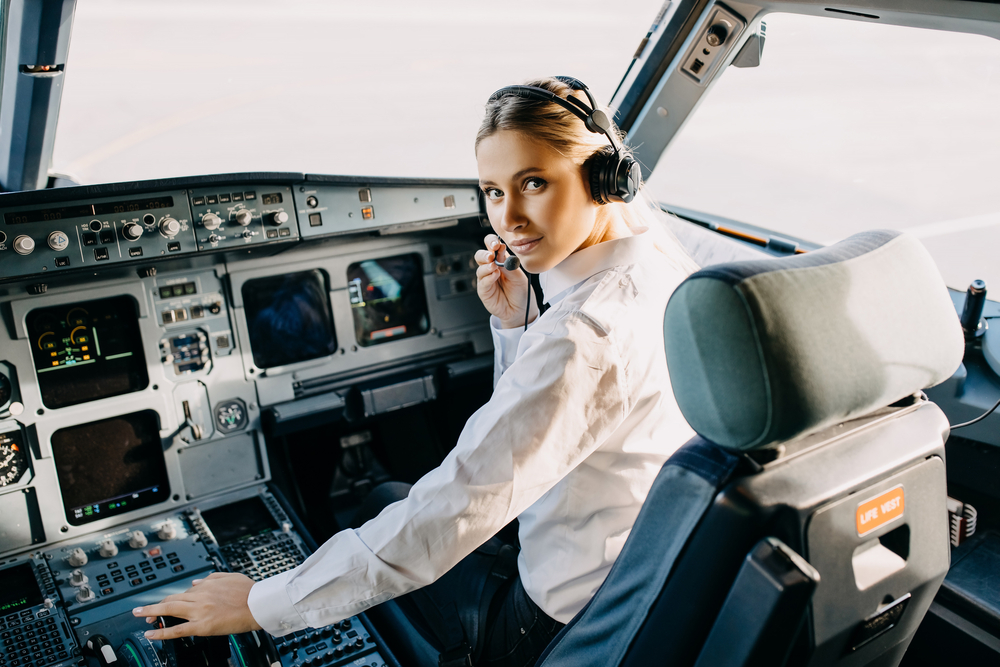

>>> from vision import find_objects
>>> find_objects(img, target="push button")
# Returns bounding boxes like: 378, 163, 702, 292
99, 230, 115, 244
94, 248, 109, 261
82, 233, 97, 246
54, 257, 70, 267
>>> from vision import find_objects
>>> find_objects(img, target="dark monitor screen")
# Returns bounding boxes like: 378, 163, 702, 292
0, 564, 42, 614
201, 496, 279, 545
52, 411, 170, 526
242, 269, 338, 369
26, 295, 148, 409
347, 253, 430, 347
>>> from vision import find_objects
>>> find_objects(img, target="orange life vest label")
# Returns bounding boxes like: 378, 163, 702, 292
856, 485, 905, 536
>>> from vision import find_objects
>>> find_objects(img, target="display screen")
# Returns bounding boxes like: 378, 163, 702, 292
52, 411, 169, 526
347, 253, 430, 346
242, 269, 337, 369
201, 497, 279, 545
0, 564, 43, 614
27, 296, 148, 409
4, 196, 174, 225
261, 193, 283, 205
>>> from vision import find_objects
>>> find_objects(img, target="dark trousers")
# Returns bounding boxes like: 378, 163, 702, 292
353, 483, 564, 667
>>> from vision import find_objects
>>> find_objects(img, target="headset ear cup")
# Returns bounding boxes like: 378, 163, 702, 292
616, 156, 640, 204
587, 146, 616, 206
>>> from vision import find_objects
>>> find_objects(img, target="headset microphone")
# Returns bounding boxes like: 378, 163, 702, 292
495, 255, 520, 271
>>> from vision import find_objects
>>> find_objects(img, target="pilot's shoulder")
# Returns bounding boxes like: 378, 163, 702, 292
566, 265, 641, 337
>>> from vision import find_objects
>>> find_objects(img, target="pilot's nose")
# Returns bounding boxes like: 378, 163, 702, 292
498, 196, 527, 234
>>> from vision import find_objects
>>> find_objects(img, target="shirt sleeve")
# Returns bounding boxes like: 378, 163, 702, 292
490, 314, 525, 387
247, 310, 629, 635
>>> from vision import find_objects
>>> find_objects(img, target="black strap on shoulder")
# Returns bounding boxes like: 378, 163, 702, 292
529, 273, 550, 317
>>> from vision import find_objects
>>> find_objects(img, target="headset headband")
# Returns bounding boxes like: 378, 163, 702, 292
487, 76, 624, 154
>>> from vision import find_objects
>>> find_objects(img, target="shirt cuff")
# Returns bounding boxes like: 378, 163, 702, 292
491, 315, 524, 382
247, 569, 308, 637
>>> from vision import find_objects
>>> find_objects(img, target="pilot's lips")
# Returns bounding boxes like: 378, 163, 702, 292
509, 237, 542, 254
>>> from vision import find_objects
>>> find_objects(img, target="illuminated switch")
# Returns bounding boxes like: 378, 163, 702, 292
162, 311, 175, 324
173, 309, 187, 321
361, 206, 374, 220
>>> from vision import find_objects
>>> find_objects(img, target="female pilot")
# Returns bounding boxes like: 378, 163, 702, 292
134, 76, 698, 667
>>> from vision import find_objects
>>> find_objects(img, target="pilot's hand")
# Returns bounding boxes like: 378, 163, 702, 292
132, 572, 261, 639
475, 234, 537, 329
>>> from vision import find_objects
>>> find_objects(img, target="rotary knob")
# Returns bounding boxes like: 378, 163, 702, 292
234, 210, 253, 226
47, 231, 69, 251
270, 211, 288, 226
159, 217, 181, 238
13, 235, 35, 255
128, 530, 148, 549
157, 521, 178, 541
123, 223, 143, 241
76, 584, 96, 603
706, 22, 729, 47
202, 212, 223, 230
69, 569, 89, 587
98, 539, 118, 558
67, 547, 89, 567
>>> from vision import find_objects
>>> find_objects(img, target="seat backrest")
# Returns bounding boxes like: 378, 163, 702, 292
538, 230, 964, 667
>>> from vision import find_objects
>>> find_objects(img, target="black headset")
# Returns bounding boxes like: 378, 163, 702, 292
487, 76, 640, 205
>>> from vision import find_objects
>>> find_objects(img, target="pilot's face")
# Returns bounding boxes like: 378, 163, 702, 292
477, 130, 601, 274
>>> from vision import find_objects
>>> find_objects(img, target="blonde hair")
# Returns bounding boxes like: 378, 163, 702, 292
476, 77, 700, 276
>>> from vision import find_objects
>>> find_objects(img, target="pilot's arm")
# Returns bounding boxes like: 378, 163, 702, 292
135, 304, 628, 639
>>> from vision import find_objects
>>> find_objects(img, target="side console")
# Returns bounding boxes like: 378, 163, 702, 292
0, 556, 80, 667
11, 488, 392, 667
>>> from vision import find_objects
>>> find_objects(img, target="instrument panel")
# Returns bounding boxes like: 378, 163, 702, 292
0, 174, 480, 284
0, 174, 488, 667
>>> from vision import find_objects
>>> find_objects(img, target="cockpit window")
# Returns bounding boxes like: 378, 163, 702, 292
646, 13, 1000, 290
50, 0, 664, 184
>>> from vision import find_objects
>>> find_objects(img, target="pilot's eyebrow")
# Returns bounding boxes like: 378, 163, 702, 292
480, 167, 544, 187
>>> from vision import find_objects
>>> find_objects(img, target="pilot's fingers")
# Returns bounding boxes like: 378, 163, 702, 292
132, 601, 193, 625
144, 618, 198, 642
483, 234, 500, 251
474, 248, 497, 266
476, 260, 500, 287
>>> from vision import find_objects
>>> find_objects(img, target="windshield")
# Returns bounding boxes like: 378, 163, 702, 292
646, 13, 1000, 290
51, 0, 664, 184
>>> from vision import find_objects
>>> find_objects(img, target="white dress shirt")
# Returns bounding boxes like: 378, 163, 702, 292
248, 230, 694, 633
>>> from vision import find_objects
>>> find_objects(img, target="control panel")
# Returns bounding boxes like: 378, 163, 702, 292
0, 191, 194, 276
43, 516, 210, 612
295, 180, 479, 239
45, 490, 392, 667
189, 186, 299, 250
0, 556, 79, 667
0, 174, 481, 286
0, 173, 490, 667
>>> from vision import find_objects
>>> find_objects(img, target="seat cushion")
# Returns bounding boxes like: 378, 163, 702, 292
663, 230, 963, 450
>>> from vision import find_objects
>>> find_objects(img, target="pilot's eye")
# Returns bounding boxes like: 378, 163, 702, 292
484, 188, 503, 201
524, 178, 545, 191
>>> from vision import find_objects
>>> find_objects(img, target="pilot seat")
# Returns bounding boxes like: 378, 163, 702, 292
374, 228, 965, 667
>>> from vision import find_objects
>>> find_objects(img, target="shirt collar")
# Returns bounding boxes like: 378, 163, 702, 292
540, 231, 652, 304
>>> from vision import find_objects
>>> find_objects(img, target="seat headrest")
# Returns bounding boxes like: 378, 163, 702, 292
663, 230, 964, 451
